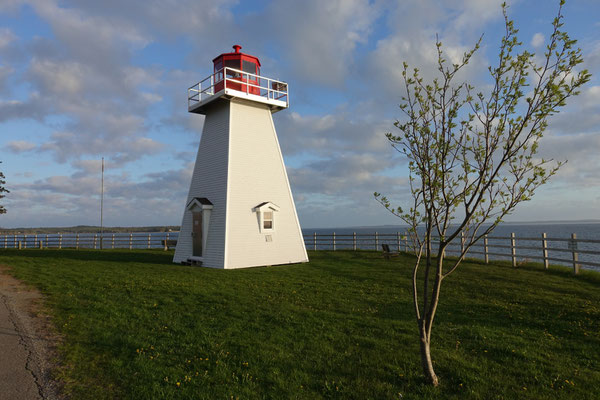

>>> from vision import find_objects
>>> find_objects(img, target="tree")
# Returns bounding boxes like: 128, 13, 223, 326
0, 161, 8, 215
375, 1, 590, 386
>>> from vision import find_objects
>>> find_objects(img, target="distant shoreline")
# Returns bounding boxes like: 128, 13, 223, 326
1, 220, 598, 234
304, 220, 600, 231
0, 226, 180, 234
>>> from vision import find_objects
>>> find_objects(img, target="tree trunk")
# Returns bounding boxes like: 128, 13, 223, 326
419, 327, 439, 386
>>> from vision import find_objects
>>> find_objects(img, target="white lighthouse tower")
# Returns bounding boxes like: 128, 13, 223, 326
173, 45, 308, 268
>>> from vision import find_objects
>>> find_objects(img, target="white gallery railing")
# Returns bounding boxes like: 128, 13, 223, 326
188, 67, 288, 109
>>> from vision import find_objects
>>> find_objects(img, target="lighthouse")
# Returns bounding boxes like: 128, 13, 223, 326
173, 45, 308, 269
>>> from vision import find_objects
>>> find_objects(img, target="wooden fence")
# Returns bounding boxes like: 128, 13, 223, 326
2, 231, 599, 274
302, 232, 600, 274
0, 232, 178, 251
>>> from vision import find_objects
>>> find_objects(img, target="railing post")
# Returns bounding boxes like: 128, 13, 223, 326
129, 233, 133, 250
541, 233, 548, 269
18, 241, 22, 250
570, 233, 580, 275
34, 234, 37, 248
405, 231, 409, 253
353, 232, 357, 251
93, 234, 97, 249
375, 232, 379, 250
511, 233, 516, 267
14, 234, 16, 249
313, 232, 317, 251
332, 232, 336, 251
484, 235, 489, 264
45, 234, 49, 249
112, 233, 115, 249
59, 233, 63, 249
76, 234, 79, 249
24, 234, 27, 249
3, 235, 6, 249
396, 232, 400, 252
147, 233, 151, 249
39, 240, 43, 249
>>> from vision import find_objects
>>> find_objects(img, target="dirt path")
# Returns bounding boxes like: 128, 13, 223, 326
0, 266, 62, 400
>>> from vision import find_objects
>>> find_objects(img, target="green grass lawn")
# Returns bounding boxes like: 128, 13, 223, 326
1, 249, 599, 399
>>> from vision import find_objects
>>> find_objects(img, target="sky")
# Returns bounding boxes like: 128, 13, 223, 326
0, 0, 598, 229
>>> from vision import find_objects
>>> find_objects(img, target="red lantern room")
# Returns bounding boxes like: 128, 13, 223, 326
213, 45, 261, 95
188, 45, 288, 114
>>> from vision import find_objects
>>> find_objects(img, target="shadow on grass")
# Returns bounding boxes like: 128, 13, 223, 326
0, 248, 174, 265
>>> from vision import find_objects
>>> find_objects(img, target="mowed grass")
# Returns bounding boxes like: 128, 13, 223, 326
1, 249, 599, 399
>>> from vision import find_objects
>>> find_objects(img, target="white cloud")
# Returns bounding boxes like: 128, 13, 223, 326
0, 28, 16, 49
4, 140, 37, 153
261, 0, 379, 86
531, 32, 544, 48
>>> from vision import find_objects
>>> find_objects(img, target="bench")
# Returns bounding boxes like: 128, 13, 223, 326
382, 243, 399, 260
161, 239, 178, 251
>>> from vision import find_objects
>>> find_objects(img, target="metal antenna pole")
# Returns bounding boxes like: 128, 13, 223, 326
100, 157, 104, 250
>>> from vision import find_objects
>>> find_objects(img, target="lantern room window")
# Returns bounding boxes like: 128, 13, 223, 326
243, 60, 257, 74
225, 59, 240, 78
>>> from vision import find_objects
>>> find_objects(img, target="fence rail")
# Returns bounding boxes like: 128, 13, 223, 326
0, 232, 179, 251
2, 231, 599, 274
302, 232, 600, 274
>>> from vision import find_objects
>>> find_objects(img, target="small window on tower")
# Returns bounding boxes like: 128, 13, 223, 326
263, 211, 273, 230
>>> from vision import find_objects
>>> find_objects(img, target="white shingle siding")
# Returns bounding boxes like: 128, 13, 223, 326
174, 102, 230, 266
174, 98, 308, 269
226, 99, 308, 268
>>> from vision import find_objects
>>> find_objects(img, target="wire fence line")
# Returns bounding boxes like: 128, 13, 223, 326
2, 231, 599, 274
302, 232, 600, 274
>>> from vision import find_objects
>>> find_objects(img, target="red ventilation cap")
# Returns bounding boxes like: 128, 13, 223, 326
233, 45, 242, 53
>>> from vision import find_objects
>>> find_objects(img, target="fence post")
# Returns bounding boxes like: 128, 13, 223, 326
484, 235, 489, 264
332, 232, 336, 251
570, 233, 580, 275
396, 232, 400, 252
34, 234, 37, 248
14, 234, 16, 249
24, 234, 27, 249
147, 233, 151, 249
511, 233, 516, 267
375, 232, 379, 250
353, 232, 357, 251
76, 234, 79, 249
39, 240, 43, 249
129, 233, 133, 250
112, 233, 115, 249
313, 232, 317, 251
93, 234, 97, 249
59, 233, 63, 249
405, 231, 409, 253
3, 235, 6, 249
18, 241, 22, 250
541, 233, 548, 269
45, 234, 48, 249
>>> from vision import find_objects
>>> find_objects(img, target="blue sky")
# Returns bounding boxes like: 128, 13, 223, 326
0, 0, 598, 229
